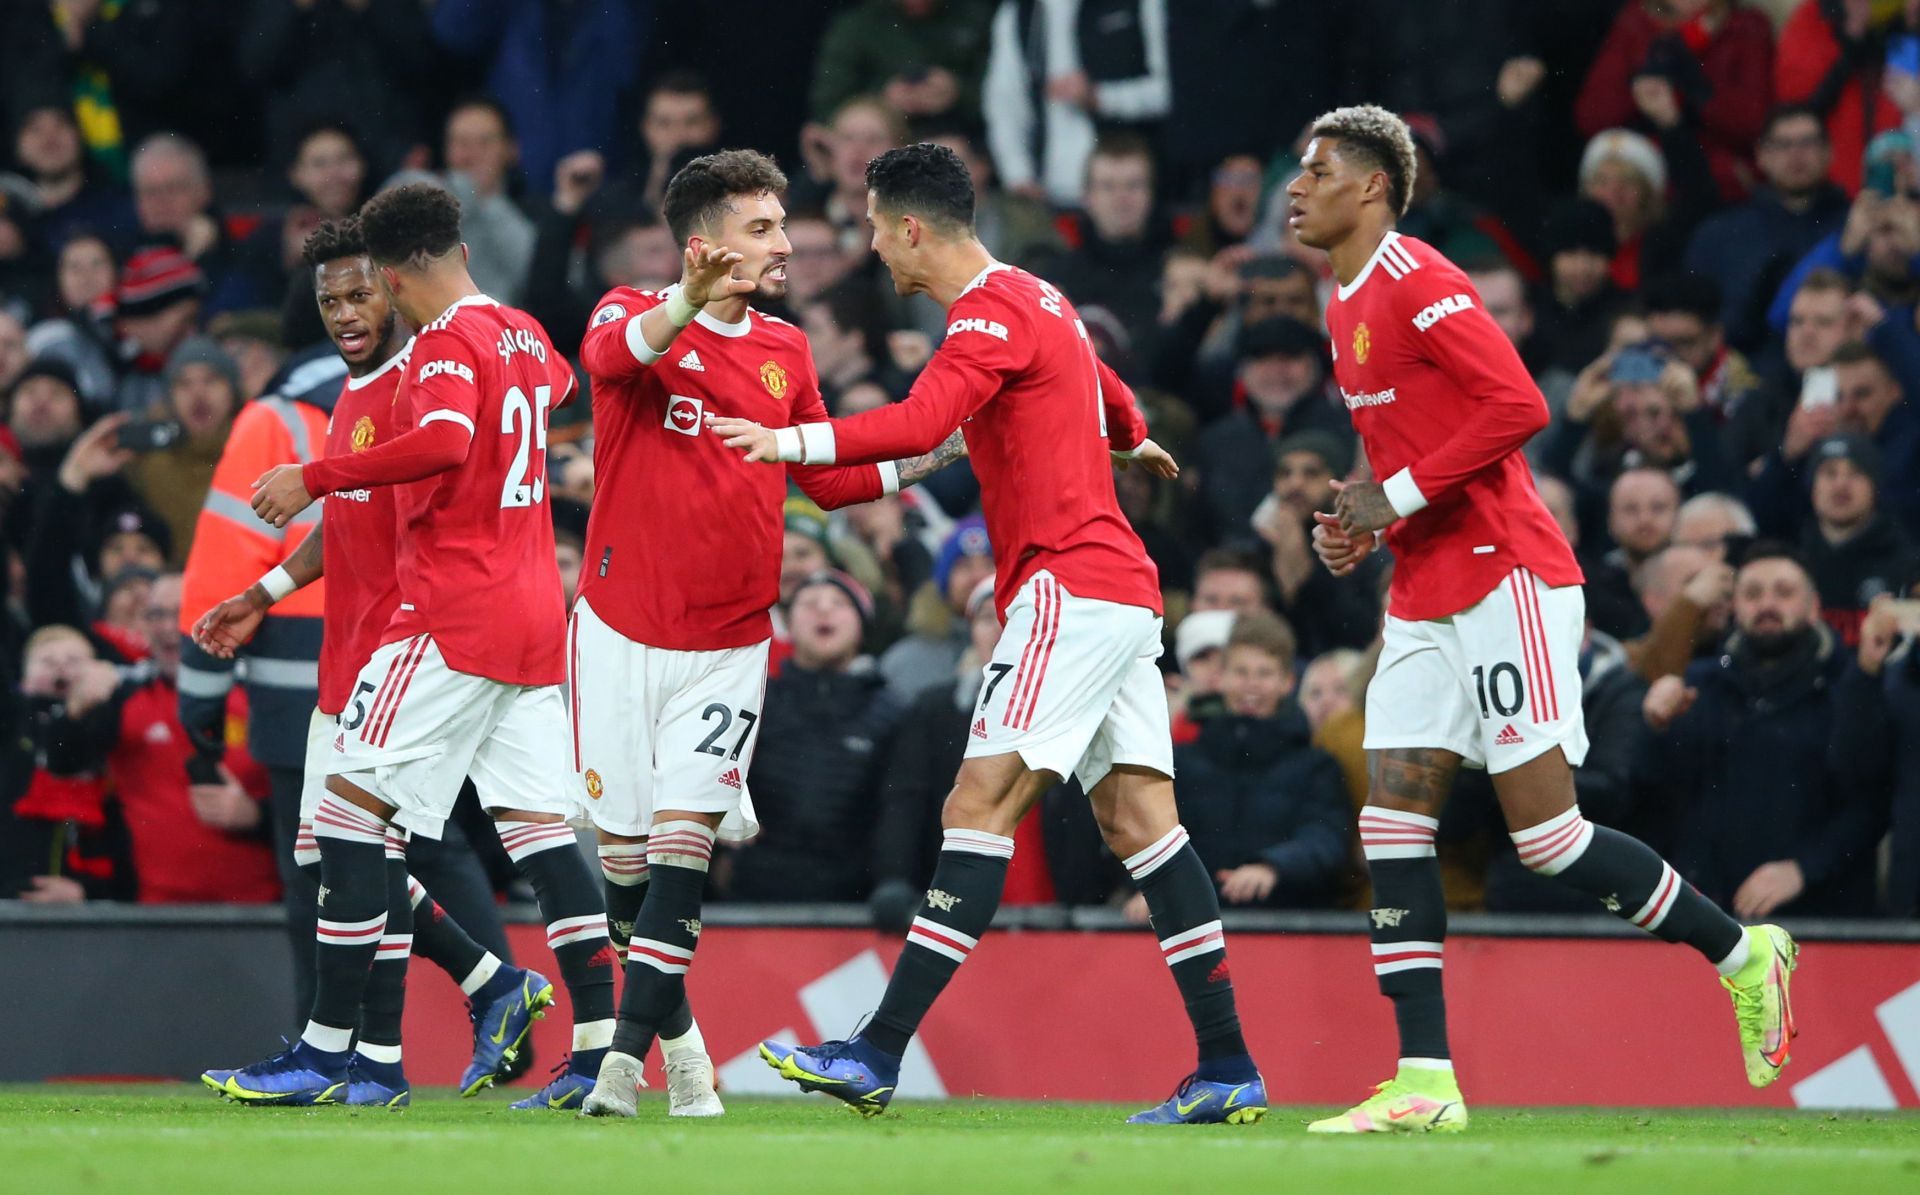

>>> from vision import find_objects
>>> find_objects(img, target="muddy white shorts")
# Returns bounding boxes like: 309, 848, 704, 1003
964, 570, 1173, 791
1364, 566, 1589, 774
567, 596, 762, 841
326, 633, 582, 839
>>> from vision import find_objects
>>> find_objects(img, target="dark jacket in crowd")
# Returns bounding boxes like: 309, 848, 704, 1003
1583, 551, 1652, 643
1031, 221, 1174, 354
238, 0, 435, 172
1838, 642, 1920, 915
1194, 399, 1352, 540
726, 660, 904, 903
1170, 702, 1352, 908
1642, 627, 1886, 917
1685, 183, 1850, 353
1801, 513, 1920, 648
1268, 536, 1386, 662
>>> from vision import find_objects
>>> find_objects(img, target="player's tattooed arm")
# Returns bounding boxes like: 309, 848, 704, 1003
891, 428, 969, 487
1333, 478, 1399, 537
1367, 747, 1460, 817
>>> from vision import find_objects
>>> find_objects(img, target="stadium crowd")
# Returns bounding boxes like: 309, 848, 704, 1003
0, 0, 1917, 926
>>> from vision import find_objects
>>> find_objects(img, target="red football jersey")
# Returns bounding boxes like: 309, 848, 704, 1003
385, 296, 576, 684
815, 264, 1159, 620
316, 345, 408, 715
1325, 233, 1582, 621
577, 287, 889, 650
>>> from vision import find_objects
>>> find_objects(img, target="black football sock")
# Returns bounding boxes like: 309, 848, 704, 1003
599, 843, 696, 1044
1124, 827, 1251, 1075
357, 841, 413, 1067
301, 794, 391, 1059
1511, 808, 1746, 969
610, 822, 715, 1059
401, 873, 494, 989
1358, 806, 1451, 1065
864, 828, 1012, 1059
497, 819, 615, 1072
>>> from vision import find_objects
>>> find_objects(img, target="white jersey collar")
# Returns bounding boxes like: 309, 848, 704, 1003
661, 284, 752, 338
344, 337, 414, 390
1335, 231, 1403, 303
960, 261, 1011, 296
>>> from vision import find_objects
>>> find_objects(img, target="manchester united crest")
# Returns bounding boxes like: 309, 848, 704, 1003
1352, 323, 1371, 366
584, 768, 604, 800
351, 415, 376, 452
760, 360, 788, 399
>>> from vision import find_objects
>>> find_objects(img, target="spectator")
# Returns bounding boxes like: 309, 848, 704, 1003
1641, 545, 1886, 916
128, 134, 273, 314
1193, 317, 1348, 537
878, 515, 993, 705
1298, 648, 1363, 734
781, 212, 862, 310
124, 336, 241, 565
1545, 335, 1735, 512
726, 571, 904, 902
430, 0, 645, 187
1641, 271, 1778, 466
259, 124, 368, 278
802, 280, 912, 410
1168, 607, 1233, 746
1469, 262, 1545, 373
1574, 0, 1774, 203
1031, 131, 1173, 350
927, 127, 1062, 266
5, 358, 92, 548
1754, 341, 1920, 537
596, 71, 724, 217
1578, 126, 1712, 292
1190, 547, 1272, 616
982, 0, 1171, 207
809, 0, 993, 131
36, 0, 194, 158
1252, 430, 1383, 659
37, 572, 280, 904
1839, 599, 1920, 914
1530, 198, 1629, 374
1783, 268, 1854, 383
798, 96, 908, 250
22, 233, 119, 407
206, 310, 285, 403
552, 497, 588, 608
106, 245, 205, 414
9, 101, 134, 259
237, 0, 434, 175
1624, 541, 1734, 681
1766, 146, 1920, 333
1178, 154, 1265, 258
1164, 610, 1352, 910
1586, 466, 1681, 640
525, 207, 678, 358
437, 98, 535, 306
1152, 253, 1322, 414
0, 307, 27, 393
1775, 0, 1905, 195
1397, 118, 1531, 271
1684, 104, 1848, 351
1799, 434, 1919, 645
871, 577, 1106, 926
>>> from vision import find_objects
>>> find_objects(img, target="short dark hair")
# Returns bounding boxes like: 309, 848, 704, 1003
865, 142, 974, 233
661, 148, 788, 245
649, 69, 714, 104
1641, 272, 1722, 325
359, 182, 463, 268
1308, 105, 1418, 217
1798, 267, 1854, 298
1225, 609, 1298, 672
1735, 538, 1812, 578
1830, 340, 1887, 370
447, 94, 515, 138
1195, 547, 1263, 582
1762, 103, 1825, 142
1089, 129, 1156, 176
810, 278, 887, 359
303, 216, 368, 269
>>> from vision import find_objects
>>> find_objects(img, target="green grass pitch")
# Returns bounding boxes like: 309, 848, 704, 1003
6, 1086, 1918, 1194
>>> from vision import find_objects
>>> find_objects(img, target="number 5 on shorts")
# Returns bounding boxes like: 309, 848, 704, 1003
341, 680, 378, 732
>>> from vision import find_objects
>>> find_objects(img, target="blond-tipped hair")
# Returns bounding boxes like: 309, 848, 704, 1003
1308, 105, 1418, 217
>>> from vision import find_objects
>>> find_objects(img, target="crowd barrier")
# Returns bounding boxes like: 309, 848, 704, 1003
5, 905, 1917, 1108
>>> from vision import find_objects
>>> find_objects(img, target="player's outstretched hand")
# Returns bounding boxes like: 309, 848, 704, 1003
193, 590, 269, 659
250, 464, 314, 528
706, 414, 780, 463
682, 244, 754, 307
1331, 478, 1397, 537
1311, 511, 1374, 577
1114, 437, 1179, 479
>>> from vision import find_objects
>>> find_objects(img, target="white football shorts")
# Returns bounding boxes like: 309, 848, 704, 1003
965, 569, 1173, 790
1365, 566, 1589, 774
326, 633, 582, 839
568, 596, 762, 841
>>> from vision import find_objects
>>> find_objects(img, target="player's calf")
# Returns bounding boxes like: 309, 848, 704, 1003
495, 815, 615, 1085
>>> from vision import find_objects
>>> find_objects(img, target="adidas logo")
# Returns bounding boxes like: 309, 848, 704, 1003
1207, 959, 1232, 985
971, 718, 988, 739
679, 350, 705, 372
1495, 724, 1525, 747
718, 768, 742, 790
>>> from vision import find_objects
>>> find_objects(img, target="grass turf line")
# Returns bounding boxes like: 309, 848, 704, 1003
4, 1087, 1917, 1195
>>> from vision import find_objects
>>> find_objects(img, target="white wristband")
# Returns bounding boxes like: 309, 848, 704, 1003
1382, 468, 1429, 519
877, 460, 901, 495
260, 565, 297, 603
797, 422, 837, 466
664, 289, 700, 328
772, 426, 805, 463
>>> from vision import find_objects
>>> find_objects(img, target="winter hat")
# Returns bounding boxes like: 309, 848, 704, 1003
933, 514, 992, 595
92, 502, 173, 566
1579, 128, 1667, 196
783, 495, 832, 554
1273, 428, 1353, 477
1175, 609, 1236, 672
163, 336, 241, 397
1544, 198, 1618, 258
1808, 434, 1882, 492
791, 568, 875, 629
116, 245, 206, 319
1239, 316, 1323, 363
965, 574, 995, 620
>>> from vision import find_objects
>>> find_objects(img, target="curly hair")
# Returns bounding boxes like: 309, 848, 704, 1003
358, 182, 463, 268
865, 141, 974, 233
301, 216, 367, 269
1308, 104, 1419, 218
662, 149, 788, 245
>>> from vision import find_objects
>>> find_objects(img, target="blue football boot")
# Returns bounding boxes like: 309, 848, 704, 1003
216, 1041, 349, 1106
459, 966, 554, 1096
342, 1056, 411, 1108
509, 1055, 598, 1111
758, 1037, 898, 1117
1126, 1073, 1268, 1125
